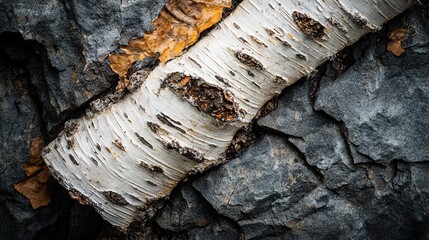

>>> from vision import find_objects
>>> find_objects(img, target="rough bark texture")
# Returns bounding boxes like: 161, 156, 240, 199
1, 1, 428, 240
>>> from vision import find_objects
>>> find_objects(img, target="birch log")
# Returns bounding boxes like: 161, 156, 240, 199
42, 0, 416, 230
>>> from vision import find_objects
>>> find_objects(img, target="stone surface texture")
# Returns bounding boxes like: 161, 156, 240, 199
0, 1, 428, 240
0, 0, 167, 132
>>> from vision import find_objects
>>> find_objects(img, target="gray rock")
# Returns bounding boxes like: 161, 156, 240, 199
155, 182, 242, 239
188, 6, 429, 240
188, 218, 241, 240
258, 76, 332, 138
193, 135, 320, 238
314, 9, 429, 164
270, 187, 366, 240
0, 0, 167, 131
0, 37, 70, 240
67, 203, 103, 240
193, 133, 429, 239
156, 183, 216, 232
258, 77, 354, 171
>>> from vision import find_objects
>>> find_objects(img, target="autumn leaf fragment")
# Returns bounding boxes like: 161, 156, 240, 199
387, 28, 407, 56
14, 169, 53, 209
13, 138, 53, 209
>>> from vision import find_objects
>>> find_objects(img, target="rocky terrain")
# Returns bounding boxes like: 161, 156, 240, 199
0, 1, 428, 239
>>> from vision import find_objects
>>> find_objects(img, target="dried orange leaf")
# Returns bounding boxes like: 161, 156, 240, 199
387, 40, 405, 56
387, 28, 406, 57
14, 169, 52, 209
23, 138, 45, 176
14, 138, 53, 209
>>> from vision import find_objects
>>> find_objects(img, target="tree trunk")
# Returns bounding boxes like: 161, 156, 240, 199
42, 0, 416, 230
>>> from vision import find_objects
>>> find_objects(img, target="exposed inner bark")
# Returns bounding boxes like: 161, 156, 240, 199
292, 11, 327, 39
163, 72, 240, 122
109, 0, 233, 91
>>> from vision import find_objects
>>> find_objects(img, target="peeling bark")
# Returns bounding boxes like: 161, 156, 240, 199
42, 0, 416, 230
109, 0, 232, 90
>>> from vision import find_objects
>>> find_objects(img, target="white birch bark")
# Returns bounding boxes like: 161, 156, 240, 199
43, 0, 415, 230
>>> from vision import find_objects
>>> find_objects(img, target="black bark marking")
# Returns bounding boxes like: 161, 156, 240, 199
275, 37, 291, 47
147, 122, 167, 135
134, 132, 153, 149
91, 157, 98, 165
66, 139, 75, 149
96, 143, 102, 151
238, 37, 248, 44
123, 112, 132, 123
102, 191, 129, 205
146, 180, 157, 186
140, 162, 164, 174
353, 13, 368, 27
159, 113, 182, 125
251, 81, 261, 89
215, 75, 230, 86
69, 189, 94, 206
69, 154, 79, 165
88, 92, 126, 115
235, 51, 264, 70
265, 28, 275, 36
42, 147, 51, 154
273, 76, 287, 84
296, 53, 307, 60
239, 108, 247, 117
250, 35, 267, 47
247, 70, 255, 77
64, 120, 79, 137
166, 140, 205, 163
233, 22, 240, 29
351, 13, 377, 30
188, 57, 202, 69
113, 139, 126, 151
292, 11, 326, 39
156, 114, 186, 134
327, 17, 348, 33
163, 73, 240, 122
